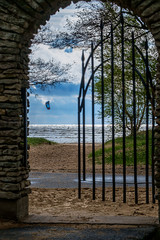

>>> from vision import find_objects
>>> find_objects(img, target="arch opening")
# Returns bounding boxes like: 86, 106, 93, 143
0, 0, 160, 222
25, 0, 158, 220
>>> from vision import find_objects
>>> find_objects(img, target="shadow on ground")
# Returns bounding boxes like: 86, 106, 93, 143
0, 223, 160, 240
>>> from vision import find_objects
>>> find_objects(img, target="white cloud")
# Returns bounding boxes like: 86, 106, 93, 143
30, 94, 55, 105
54, 96, 77, 104
30, 93, 78, 105
30, 1, 101, 85
30, 44, 92, 85
29, 1, 101, 124
46, 2, 80, 32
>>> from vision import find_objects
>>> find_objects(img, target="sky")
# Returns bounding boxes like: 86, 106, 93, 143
29, 1, 101, 125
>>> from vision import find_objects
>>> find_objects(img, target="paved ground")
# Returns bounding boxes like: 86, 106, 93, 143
24, 215, 158, 225
0, 224, 158, 240
0, 172, 156, 239
0, 215, 159, 240
29, 172, 152, 188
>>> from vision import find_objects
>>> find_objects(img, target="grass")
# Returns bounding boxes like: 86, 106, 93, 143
27, 137, 56, 146
88, 130, 153, 166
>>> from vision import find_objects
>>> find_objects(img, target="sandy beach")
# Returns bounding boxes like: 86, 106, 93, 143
29, 143, 149, 175
28, 143, 158, 219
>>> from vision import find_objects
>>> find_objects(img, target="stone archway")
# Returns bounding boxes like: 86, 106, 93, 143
0, 0, 160, 220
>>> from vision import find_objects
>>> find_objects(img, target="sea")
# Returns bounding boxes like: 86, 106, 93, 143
29, 124, 150, 144
29, 124, 124, 144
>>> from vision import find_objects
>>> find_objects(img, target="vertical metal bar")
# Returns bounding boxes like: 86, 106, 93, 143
132, 32, 138, 204
111, 23, 115, 202
145, 39, 149, 204
101, 19, 105, 201
121, 14, 126, 203
152, 97, 155, 203
91, 42, 96, 200
21, 87, 27, 167
82, 50, 86, 181
78, 96, 81, 199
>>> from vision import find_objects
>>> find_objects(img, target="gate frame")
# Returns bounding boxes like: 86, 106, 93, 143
78, 13, 156, 205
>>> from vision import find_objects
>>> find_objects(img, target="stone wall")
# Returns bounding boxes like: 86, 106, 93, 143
0, 0, 160, 219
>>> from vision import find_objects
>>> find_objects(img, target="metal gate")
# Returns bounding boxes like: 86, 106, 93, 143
78, 14, 156, 204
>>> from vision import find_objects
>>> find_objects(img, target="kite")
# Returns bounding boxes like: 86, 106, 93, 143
45, 101, 50, 110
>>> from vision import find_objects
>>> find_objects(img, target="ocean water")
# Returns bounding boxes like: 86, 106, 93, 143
29, 124, 149, 144
29, 124, 122, 143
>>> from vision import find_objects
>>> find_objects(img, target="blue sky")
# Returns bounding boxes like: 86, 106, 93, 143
29, 83, 79, 124
29, 1, 101, 125
29, 83, 100, 124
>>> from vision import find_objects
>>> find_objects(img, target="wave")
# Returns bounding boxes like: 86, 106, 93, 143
29, 124, 151, 144
29, 124, 113, 143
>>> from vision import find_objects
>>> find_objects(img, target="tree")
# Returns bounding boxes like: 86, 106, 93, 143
29, 21, 71, 89
30, 1, 157, 133
29, 58, 70, 89
92, 8, 157, 134
48, 1, 150, 48
95, 43, 156, 135
51, 0, 156, 134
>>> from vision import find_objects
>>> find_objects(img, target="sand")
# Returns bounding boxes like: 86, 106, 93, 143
29, 188, 158, 218
29, 143, 148, 175
28, 143, 158, 219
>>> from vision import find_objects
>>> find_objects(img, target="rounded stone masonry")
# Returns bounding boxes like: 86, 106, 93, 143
0, 0, 160, 220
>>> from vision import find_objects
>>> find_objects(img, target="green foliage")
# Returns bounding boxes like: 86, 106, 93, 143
27, 137, 56, 146
95, 47, 152, 134
62, 2, 156, 136
88, 130, 152, 166
94, 11, 157, 135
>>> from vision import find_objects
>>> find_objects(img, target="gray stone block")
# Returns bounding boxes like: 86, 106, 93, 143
0, 195, 28, 220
